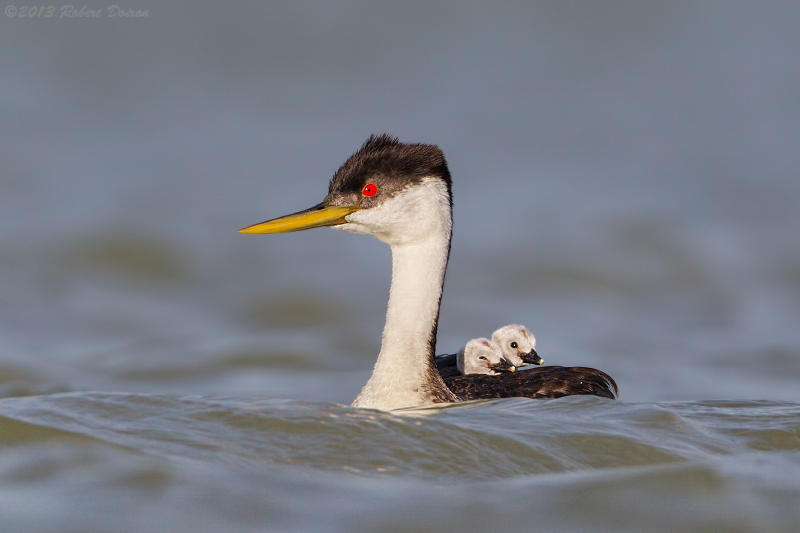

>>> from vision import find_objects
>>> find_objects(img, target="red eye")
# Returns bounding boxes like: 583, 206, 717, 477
362, 183, 378, 197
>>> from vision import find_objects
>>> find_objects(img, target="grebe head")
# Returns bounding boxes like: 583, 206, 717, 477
457, 338, 516, 375
491, 324, 542, 366
240, 134, 452, 245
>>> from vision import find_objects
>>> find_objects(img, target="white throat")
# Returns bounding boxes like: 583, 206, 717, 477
343, 179, 456, 410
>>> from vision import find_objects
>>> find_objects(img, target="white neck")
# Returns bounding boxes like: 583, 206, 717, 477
346, 179, 456, 409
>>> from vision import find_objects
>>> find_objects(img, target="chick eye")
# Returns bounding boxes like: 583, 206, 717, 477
362, 183, 378, 197
510, 342, 518, 348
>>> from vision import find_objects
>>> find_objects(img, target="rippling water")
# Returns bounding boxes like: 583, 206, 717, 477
2, 1, 800, 532
2, 394, 799, 532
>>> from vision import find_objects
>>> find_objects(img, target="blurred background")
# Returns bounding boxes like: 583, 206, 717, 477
2, 0, 799, 405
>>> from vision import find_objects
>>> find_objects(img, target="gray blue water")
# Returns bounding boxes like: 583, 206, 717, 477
2, 2, 800, 531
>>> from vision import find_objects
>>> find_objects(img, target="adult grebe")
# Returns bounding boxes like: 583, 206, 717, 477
241, 134, 618, 409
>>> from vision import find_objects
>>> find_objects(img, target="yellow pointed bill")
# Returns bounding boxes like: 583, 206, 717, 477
239, 202, 360, 234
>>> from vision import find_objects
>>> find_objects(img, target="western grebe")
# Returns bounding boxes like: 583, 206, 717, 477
241, 134, 618, 409
456, 338, 516, 376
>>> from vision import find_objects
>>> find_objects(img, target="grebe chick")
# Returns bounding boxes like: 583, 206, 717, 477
435, 325, 541, 377
457, 338, 516, 375
491, 324, 543, 367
